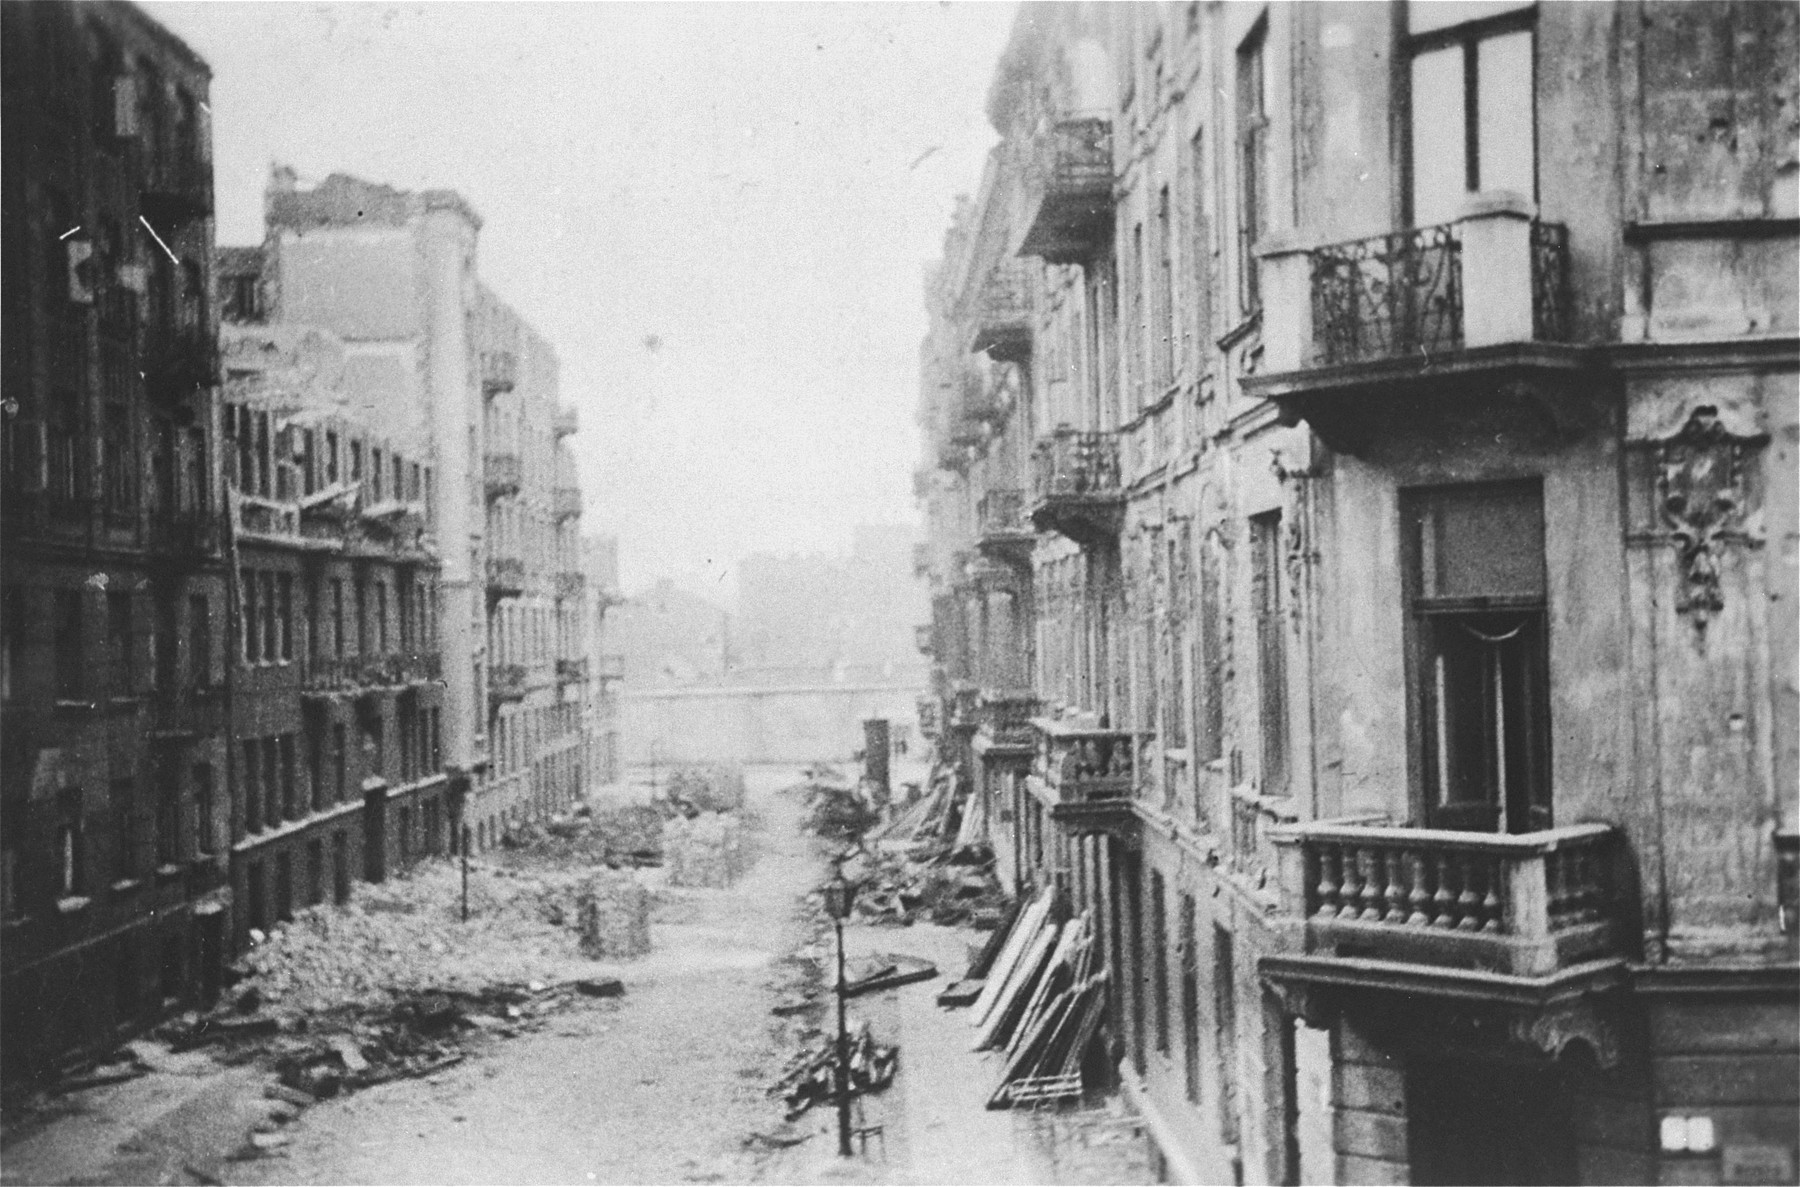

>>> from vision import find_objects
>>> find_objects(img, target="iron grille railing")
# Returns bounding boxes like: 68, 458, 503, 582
1031, 429, 1121, 501
484, 452, 521, 499
1032, 118, 1113, 198
1530, 221, 1573, 342
480, 350, 517, 395
1311, 224, 1463, 365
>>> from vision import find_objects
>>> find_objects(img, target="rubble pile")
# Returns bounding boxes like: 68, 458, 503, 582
663, 811, 749, 889
664, 763, 747, 814
500, 802, 666, 869
576, 872, 653, 958
768, 1021, 899, 1121
793, 765, 882, 841
849, 847, 1008, 928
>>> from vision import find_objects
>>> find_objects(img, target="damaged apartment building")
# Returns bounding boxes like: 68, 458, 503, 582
917, 2, 1797, 1184
219, 169, 594, 855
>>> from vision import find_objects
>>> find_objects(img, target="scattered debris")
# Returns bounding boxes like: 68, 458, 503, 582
794, 766, 882, 841
769, 1021, 899, 1121
663, 763, 747, 815
664, 811, 749, 888
743, 1123, 812, 1150
844, 954, 939, 998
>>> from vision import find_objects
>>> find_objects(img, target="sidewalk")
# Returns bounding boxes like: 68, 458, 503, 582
762, 919, 1149, 1186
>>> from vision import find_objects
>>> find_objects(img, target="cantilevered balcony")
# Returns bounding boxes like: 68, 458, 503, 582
1265, 820, 1625, 989
1016, 118, 1114, 265
1029, 428, 1122, 546
140, 155, 214, 225
552, 406, 578, 438
552, 486, 582, 521
969, 259, 1032, 362
1037, 720, 1137, 837
1251, 195, 1589, 454
976, 488, 1034, 568
556, 657, 588, 684
971, 691, 1040, 761
947, 684, 982, 734
488, 663, 527, 707
232, 493, 303, 546
143, 327, 217, 404
555, 569, 584, 600
484, 451, 521, 501
480, 349, 517, 396
485, 554, 525, 600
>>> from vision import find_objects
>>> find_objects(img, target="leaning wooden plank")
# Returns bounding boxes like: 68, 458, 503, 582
969, 888, 1053, 1028
1003, 920, 1084, 1060
966, 896, 1025, 980
973, 923, 1061, 1052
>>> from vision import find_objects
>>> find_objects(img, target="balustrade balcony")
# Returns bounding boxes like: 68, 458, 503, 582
1029, 428, 1122, 546
976, 488, 1034, 568
916, 696, 941, 739
485, 555, 525, 599
552, 486, 582, 521
947, 684, 982, 733
969, 259, 1032, 362
1017, 118, 1114, 265
1267, 820, 1622, 981
1038, 720, 1138, 837
480, 349, 517, 396
972, 691, 1039, 759
484, 452, 521, 501
552, 406, 579, 438
232, 493, 302, 544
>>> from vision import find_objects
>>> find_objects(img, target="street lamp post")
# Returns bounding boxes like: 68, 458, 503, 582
822, 868, 857, 1157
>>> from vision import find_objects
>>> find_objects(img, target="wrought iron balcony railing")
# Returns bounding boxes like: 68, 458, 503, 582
1259, 200, 1573, 376
488, 662, 528, 704
1268, 820, 1621, 979
485, 555, 525, 598
480, 349, 517, 395
1017, 118, 1115, 265
976, 488, 1034, 567
484, 452, 521, 501
552, 486, 582, 520
969, 259, 1032, 361
552, 406, 579, 438
1029, 429, 1122, 545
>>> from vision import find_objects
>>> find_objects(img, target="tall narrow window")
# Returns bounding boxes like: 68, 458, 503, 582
333, 723, 347, 802
1130, 222, 1147, 409
1214, 924, 1240, 1145
1, 586, 22, 701
55, 589, 83, 700
1406, 5, 1536, 225
1181, 893, 1201, 1104
261, 572, 276, 665
243, 571, 260, 664
194, 763, 214, 853
277, 574, 293, 661
1236, 17, 1269, 313
375, 581, 388, 654
111, 777, 137, 879
1151, 869, 1170, 1055
1404, 481, 1550, 832
1188, 127, 1212, 360
279, 734, 297, 820
330, 578, 344, 658
1155, 185, 1175, 388
190, 596, 209, 685
1250, 512, 1288, 791
107, 590, 132, 695
243, 739, 262, 834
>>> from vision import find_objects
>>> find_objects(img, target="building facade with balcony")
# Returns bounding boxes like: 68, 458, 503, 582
218, 323, 449, 950
472, 285, 588, 845
918, 3, 1797, 1184
0, 1, 231, 1080
584, 534, 624, 788
244, 170, 592, 853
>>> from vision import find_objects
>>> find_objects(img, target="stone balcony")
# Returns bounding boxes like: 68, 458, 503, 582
1265, 820, 1624, 987
971, 691, 1040, 760
968, 259, 1032, 362
484, 452, 521, 501
552, 406, 578, 438
1016, 118, 1114, 265
1029, 428, 1122, 546
1035, 720, 1138, 837
552, 486, 582, 521
1249, 193, 1592, 454
976, 488, 1034, 568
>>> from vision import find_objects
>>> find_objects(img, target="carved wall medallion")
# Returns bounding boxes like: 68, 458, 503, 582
1656, 405, 1765, 628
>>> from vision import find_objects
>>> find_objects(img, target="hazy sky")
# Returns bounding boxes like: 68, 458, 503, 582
149, 1, 1017, 604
